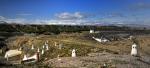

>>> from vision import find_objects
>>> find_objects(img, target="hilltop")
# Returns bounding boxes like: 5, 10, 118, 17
2, 32, 150, 68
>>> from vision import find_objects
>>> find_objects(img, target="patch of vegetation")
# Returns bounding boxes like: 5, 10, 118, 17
1, 22, 150, 35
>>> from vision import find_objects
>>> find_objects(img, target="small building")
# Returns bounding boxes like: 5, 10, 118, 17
4, 50, 22, 61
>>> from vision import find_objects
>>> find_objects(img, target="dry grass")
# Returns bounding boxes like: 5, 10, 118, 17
6, 32, 150, 67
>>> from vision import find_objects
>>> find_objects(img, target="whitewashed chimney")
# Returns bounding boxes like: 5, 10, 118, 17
23, 54, 28, 61
41, 49, 44, 55
42, 45, 45, 49
72, 49, 76, 57
131, 43, 138, 56
46, 45, 49, 50
31, 44, 34, 50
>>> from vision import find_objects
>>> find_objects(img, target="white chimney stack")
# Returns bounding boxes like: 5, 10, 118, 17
72, 49, 76, 57
131, 43, 138, 56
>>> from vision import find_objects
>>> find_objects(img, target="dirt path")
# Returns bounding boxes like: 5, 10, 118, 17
44, 52, 150, 68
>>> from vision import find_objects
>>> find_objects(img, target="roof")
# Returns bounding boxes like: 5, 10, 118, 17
4, 50, 22, 58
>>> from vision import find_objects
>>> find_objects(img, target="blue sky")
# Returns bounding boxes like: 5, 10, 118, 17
0, 0, 150, 25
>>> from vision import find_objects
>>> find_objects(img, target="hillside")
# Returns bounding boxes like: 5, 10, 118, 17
2, 32, 150, 68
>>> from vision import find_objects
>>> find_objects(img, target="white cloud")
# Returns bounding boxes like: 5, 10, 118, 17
46, 19, 83, 25
55, 12, 86, 20
0, 16, 6, 20
43, 19, 103, 25
6, 18, 26, 24
0, 12, 94, 25
30, 12, 91, 25
0, 16, 27, 24
1, 11, 150, 25
46, 12, 94, 25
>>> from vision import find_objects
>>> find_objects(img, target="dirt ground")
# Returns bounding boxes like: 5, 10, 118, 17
44, 52, 150, 68
4, 32, 150, 68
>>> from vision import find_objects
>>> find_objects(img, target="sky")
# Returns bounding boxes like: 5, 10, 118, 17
0, 0, 150, 25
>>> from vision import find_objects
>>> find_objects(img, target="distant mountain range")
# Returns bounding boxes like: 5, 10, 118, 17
110, 23, 150, 29
0, 21, 150, 29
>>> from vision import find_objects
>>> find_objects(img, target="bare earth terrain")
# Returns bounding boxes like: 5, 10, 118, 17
3, 32, 150, 68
